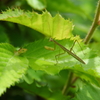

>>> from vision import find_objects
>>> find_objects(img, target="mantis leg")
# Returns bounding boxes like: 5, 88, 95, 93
55, 51, 66, 64
70, 40, 85, 55
70, 40, 77, 52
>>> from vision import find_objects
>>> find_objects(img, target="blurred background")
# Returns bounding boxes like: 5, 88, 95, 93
0, 0, 99, 100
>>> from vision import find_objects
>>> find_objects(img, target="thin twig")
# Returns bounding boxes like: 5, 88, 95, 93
84, 0, 100, 44
62, 71, 74, 95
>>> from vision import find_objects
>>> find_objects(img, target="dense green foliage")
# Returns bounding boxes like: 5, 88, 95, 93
0, 0, 100, 100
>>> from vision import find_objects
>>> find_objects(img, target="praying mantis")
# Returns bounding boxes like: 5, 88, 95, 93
45, 38, 85, 64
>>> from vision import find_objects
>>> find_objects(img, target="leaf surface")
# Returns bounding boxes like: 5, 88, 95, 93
24, 38, 100, 81
26, 0, 46, 10
0, 9, 73, 40
0, 43, 28, 95
74, 83, 100, 100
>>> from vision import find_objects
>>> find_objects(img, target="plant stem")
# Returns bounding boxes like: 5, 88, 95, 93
62, 0, 100, 96
62, 71, 73, 95
84, 0, 100, 44
65, 0, 100, 93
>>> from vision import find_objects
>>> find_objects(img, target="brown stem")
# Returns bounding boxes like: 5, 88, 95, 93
62, 0, 100, 96
69, 0, 100, 88
62, 71, 74, 95
84, 0, 100, 44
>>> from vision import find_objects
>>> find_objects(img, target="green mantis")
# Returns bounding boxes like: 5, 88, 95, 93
45, 38, 85, 64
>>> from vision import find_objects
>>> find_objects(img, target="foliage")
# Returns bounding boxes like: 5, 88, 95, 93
0, 0, 100, 100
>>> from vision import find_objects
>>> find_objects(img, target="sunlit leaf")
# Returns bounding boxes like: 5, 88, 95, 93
0, 43, 28, 95
0, 8, 73, 40
24, 38, 100, 81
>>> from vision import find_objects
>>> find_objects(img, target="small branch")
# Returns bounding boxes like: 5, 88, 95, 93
84, 0, 100, 44
62, 71, 73, 95
71, 76, 78, 85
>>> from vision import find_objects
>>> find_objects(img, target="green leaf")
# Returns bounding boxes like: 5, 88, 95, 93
0, 43, 28, 95
0, 8, 73, 40
18, 82, 68, 100
23, 68, 45, 84
73, 82, 100, 100
26, 0, 46, 10
47, 0, 90, 19
24, 38, 100, 81
75, 72, 100, 87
